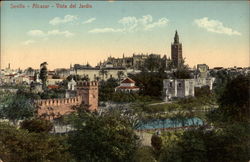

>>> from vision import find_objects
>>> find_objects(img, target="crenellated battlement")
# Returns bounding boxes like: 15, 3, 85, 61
77, 81, 98, 87
35, 96, 82, 107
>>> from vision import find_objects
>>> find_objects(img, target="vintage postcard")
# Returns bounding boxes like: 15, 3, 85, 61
0, 1, 249, 161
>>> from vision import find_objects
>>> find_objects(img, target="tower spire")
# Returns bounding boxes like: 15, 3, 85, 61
174, 30, 179, 43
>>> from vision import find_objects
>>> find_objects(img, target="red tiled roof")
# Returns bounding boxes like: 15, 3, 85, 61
5, 74, 16, 77
121, 78, 135, 83
116, 86, 139, 90
48, 85, 59, 89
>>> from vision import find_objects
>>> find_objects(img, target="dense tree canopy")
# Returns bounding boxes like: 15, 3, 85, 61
20, 119, 53, 133
0, 122, 72, 162
68, 109, 140, 162
0, 91, 35, 123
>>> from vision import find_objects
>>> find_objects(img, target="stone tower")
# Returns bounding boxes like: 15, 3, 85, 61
76, 81, 98, 111
171, 30, 183, 68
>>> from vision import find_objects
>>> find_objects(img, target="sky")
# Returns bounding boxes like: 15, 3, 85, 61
1, 1, 249, 70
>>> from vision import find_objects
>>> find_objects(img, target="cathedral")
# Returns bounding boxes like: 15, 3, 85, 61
171, 30, 183, 68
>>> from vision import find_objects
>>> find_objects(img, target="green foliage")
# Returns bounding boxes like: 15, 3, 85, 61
20, 119, 53, 133
194, 85, 211, 97
0, 92, 35, 123
176, 129, 207, 162
158, 75, 250, 162
159, 131, 183, 162
111, 92, 144, 103
129, 72, 165, 97
160, 129, 208, 162
160, 125, 250, 162
144, 54, 163, 72
39, 88, 65, 99
134, 146, 157, 162
205, 123, 250, 162
0, 122, 72, 162
218, 75, 249, 122
98, 78, 119, 101
208, 75, 250, 123
172, 68, 191, 79
68, 110, 140, 162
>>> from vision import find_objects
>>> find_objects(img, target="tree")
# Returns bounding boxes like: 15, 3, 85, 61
134, 146, 157, 162
172, 59, 191, 79
129, 72, 164, 97
144, 54, 162, 72
68, 109, 140, 162
208, 75, 250, 123
172, 67, 191, 79
20, 118, 53, 133
1, 92, 35, 124
39, 62, 48, 90
0, 122, 72, 162
194, 85, 211, 97
98, 78, 119, 101
158, 55, 167, 75
218, 75, 249, 122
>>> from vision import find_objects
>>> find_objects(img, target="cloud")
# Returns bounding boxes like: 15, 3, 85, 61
144, 18, 169, 30
49, 15, 78, 25
27, 29, 74, 38
48, 30, 74, 37
118, 16, 138, 32
89, 28, 123, 33
82, 18, 96, 24
194, 17, 241, 36
89, 15, 169, 33
27, 30, 46, 37
22, 40, 35, 45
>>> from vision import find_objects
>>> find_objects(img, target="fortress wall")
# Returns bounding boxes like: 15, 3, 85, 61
35, 96, 83, 119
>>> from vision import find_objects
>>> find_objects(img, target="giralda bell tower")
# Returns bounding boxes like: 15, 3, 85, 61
171, 30, 183, 68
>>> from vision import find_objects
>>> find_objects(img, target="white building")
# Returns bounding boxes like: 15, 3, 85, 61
65, 78, 77, 98
163, 77, 215, 101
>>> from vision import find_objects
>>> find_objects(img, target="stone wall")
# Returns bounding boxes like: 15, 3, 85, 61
35, 81, 98, 120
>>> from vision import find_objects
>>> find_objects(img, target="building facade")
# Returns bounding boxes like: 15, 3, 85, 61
102, 53, 161, 70
163, 77, 215, 101
70, 64, 127, 81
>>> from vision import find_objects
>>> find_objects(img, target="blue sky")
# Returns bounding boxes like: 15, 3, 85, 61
1, 1, 249, 69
